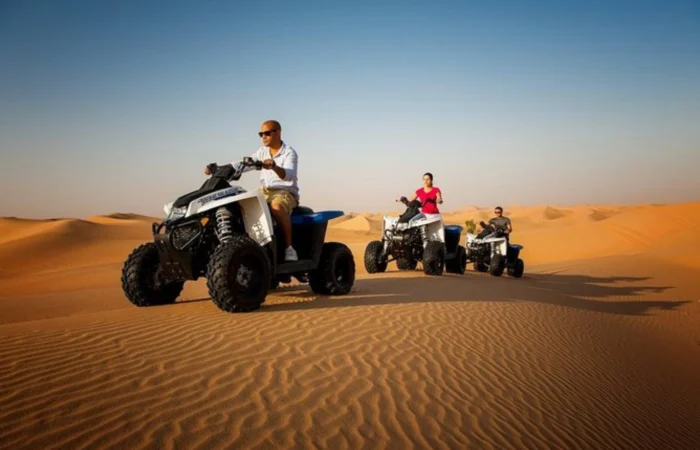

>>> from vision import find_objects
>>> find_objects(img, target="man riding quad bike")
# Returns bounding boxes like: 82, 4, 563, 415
363, 196, 467, 276
120, 157, 356, 313
465, 220, 525, 277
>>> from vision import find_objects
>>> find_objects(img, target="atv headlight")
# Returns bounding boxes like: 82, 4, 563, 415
166, 206, 186, 221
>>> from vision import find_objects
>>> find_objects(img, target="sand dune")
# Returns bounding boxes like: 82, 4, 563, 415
330, 215, 383, 233
0, 217, 154, 280
86, 213, 160, 225
1, 202, 700, 448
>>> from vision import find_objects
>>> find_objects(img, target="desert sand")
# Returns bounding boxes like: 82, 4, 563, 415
1, 204, 700, 449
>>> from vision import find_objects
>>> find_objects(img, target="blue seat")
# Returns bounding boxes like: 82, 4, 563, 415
291, 206, 315, 216
291, 209, 344, 225
445, 225, 464, 235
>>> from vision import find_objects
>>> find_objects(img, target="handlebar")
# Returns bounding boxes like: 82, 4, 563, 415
206, 157, 264, 182
240, 156, 264, 171
480, 220, 509, 234
397, 196, 438, 207
397, 196, 423, 208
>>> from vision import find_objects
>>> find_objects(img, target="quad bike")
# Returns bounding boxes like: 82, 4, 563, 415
364, 197, 467, 276
121, 157, 356, 313
465, 221, 524, 278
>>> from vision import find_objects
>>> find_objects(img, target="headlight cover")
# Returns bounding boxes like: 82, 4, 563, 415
166, 205, 186, 222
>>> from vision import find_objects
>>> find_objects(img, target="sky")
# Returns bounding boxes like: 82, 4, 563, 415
1, 0, 699, 219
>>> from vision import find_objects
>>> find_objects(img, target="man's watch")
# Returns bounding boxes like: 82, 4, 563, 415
272, 160, 277, 168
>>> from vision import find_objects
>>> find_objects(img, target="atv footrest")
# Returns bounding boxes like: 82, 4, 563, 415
276, 259, 315, 274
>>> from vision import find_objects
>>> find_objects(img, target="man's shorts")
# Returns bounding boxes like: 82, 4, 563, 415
261, 187, 298, 216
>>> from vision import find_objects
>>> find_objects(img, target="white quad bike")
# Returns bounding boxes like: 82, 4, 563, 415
121, 157, 356, 313
364, 197, 467, 276
465, 221, 524, 278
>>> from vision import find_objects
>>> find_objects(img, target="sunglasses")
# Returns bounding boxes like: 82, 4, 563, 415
494, 210, 502, 214
258, 129, 279, 137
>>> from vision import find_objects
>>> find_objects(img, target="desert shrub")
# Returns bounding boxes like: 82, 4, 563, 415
465, 219, 477, 234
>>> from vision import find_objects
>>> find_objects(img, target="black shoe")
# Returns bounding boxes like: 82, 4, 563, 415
293, 273, 308, 284
279, 274, 292, 283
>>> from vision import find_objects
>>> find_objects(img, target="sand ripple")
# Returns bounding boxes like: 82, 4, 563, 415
2, 294, 699, 449
2, 203, 700, 448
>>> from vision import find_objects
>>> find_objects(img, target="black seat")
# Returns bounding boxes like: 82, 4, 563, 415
398, 207, 421, 224
291, 206, 314, 216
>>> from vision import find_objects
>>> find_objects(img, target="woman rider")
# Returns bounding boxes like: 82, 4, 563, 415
397, 172, 443, 214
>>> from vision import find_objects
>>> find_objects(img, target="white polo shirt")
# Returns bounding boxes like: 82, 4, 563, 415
237, 142, 299, 198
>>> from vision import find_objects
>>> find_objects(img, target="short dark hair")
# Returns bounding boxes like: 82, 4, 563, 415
423, 172, 433, 181
494, 206, 503, 212
263, 119, 281, 130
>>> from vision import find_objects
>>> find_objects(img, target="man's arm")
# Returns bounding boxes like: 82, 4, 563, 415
235, 149, 262, 173
506, 217, 513, 233
204, 149, 262, 175
264, 149, 297, 181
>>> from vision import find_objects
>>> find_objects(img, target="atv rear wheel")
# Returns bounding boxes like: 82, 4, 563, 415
121, 243, 185, 307
422, 241, 445, 276
396, 257, 417, 271
489, 254, 505, 277
508, 258, 525, 278
446, 245, 467, 274
364, 240, 387, 273
309, 242, 356, 295
206, 235, 271, 313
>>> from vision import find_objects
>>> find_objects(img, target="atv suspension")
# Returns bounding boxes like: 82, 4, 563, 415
215, 207, 234, 243
420, 225, 428, 246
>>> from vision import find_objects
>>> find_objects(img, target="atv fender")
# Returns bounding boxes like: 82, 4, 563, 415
186, 190, 274, 246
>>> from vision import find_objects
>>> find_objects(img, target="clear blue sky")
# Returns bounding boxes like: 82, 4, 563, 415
1, 0, 699, 218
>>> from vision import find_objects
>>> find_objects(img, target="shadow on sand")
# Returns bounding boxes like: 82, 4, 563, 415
179, 271, 688, 316
259, 270, 688, 316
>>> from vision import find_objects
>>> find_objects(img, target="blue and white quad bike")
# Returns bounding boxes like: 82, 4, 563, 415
121, 156, 356, 313
364, 197, 467, 276
465, 221, 524, 278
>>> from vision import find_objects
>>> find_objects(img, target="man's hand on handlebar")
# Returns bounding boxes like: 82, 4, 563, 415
241, 157, 264, 170
205, 158, 265, 176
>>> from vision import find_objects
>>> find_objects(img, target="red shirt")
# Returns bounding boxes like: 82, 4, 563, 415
415, 187, 441, 214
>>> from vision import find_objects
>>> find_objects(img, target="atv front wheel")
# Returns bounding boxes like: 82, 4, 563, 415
423, 241, 445, 276
396, 257, 418, 271
446, 245, 467, 274
364, 240, 387, 273
508, 258, 525, 278
309, 242, 356, 295
206, 235, 271, 313
489, 254, 506, 277
121, 243, 185, 307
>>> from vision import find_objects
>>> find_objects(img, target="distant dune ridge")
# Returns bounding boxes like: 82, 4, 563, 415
1, 202, 700, 449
